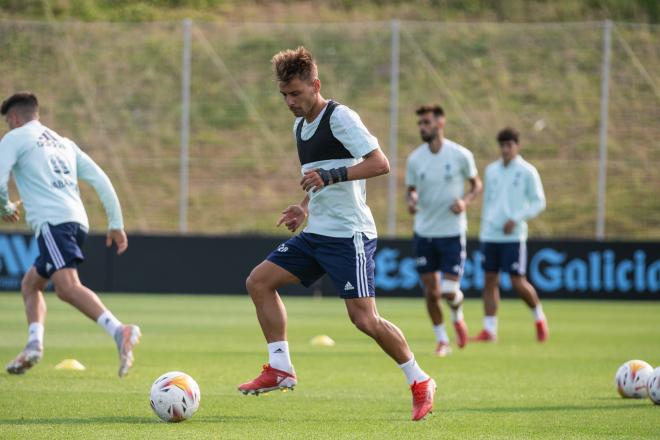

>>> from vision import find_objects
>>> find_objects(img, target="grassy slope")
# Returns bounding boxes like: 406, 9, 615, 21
0, 1, 657, 238
0, 0, 658, 23
0, 293, 658, 439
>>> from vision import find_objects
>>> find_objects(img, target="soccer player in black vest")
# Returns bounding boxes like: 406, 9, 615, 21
237, 47, 436, 421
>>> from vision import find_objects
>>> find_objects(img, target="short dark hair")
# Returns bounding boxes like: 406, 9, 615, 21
1, 92, 39, 117
415, 104, 444, 117
497, 127, 520, 144
271, 46, 318, 83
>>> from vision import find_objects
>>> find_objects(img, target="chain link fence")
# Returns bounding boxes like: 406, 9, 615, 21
0, 19, 658, 238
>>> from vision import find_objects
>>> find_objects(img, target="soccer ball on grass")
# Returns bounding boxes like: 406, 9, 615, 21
614, 360, 653, 398
150, 371, 201, 422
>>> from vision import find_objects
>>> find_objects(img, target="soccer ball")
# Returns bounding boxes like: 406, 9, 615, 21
615, 360, 653, 398
647, 367, 660, 405
150, 371, 201, 422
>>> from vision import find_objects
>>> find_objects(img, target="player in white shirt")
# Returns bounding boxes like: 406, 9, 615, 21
0, 92, 140, 377
472, 127, 548, 343
236, 47, 436, 421
406, 104, 482, 357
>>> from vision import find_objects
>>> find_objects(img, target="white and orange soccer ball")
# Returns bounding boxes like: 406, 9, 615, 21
615, 360, 653, 398
150, 371, 201, 422
647, 367, 660, 405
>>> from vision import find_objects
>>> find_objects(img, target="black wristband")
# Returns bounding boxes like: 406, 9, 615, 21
316, 167, 348, 187
337, 166, 348, 182
329, 168, 341, 184
316, 168, 331, 186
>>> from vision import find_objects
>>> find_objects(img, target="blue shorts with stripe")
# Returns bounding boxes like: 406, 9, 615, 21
266, 232, 376, 299
35, 222, 87, 279
413, 234, 466, 276
481, 241, 527, 276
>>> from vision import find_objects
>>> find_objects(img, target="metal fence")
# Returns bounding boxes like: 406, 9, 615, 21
0, 19, 658, 239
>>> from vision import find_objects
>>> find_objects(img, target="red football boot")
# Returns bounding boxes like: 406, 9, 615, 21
453, 320, 469, 349
536, 319, 549, 342
434, 341, 452, 357
238, 364, 297, 395
411, 377, 436, 421
470, 329, 497, 342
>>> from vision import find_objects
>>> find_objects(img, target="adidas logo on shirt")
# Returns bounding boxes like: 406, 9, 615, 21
344, 281, 355, 291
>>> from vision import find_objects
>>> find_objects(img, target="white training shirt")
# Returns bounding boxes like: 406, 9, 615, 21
293, 103, 379, 239
0, 120, 124, 235
479, 155, 546, 242
405, 139, 478, 237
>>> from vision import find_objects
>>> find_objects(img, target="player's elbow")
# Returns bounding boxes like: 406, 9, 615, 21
375, 156, 390, 176
538, 198, 547, 212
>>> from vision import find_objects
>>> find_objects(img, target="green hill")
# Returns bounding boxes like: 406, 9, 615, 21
0, 1, 658, 238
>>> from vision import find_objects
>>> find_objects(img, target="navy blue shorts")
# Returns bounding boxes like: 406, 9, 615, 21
34, 222, 87, 279
414, 234, 466, 276
267, 232, 376, 299
481, 241, 527, 276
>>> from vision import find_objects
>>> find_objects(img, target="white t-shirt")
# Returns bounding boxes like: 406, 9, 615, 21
480, 155, 546, 242
405, 139, 478, 237
0, 120, 124, 234
293, 103, 379, 239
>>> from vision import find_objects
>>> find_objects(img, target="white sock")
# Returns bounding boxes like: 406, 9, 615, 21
97, 311, 122, 338
27, 322, 44, 345
450, 305, 464, 323
532, 304, 545, 321
398, 356, 430, 385
267, 341, 293, 372
484, 315, 498, 335
433, 324, 449, 344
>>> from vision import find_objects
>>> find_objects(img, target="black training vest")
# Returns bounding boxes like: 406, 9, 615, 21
296, 100, 354, 166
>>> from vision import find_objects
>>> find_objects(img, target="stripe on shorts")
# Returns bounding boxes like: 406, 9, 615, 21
519, 241, 527, 275
353, 233, 368, 298
42, 224, 65, 269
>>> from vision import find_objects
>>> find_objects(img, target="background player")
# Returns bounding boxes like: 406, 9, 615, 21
472, 127, 548, 342
405, 104, 481, 357
0, 92, 140, 377
237, 47, 436, 421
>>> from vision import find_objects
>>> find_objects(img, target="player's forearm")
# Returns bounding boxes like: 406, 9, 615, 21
85, 172, 124, 229
462, 177, 483, 205
346, 149, 390, 181
406, 187, 417, 203
300, 194, 310, 210
0, 185, 14, 215
0, 173, 16, 215
78, 152, 124, 229
512, 198, 546, 223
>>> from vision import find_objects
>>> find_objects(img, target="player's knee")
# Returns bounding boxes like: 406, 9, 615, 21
350, 312, 378, 335
55, 286, 73, 302
510, 275, 526, 290
20, 275, 39, 296
245, 269, 269, 297
441, 279, 463, 305
53, 279, 80, 302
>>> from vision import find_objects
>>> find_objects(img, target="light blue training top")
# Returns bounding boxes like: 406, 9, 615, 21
0, 120, 124, 235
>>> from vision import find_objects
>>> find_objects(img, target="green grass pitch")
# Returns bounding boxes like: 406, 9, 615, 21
0, 293, 658, 439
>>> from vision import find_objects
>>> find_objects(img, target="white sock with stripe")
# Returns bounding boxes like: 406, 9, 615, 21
450, 305, 464, 323
27, 322, 44, 346
268, 341, 293, 372
484, 315, 498, 335
433, 324, 449, 344
399, 356, 430, 385
532, 304, 545, 321
97, 311, 122, 338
